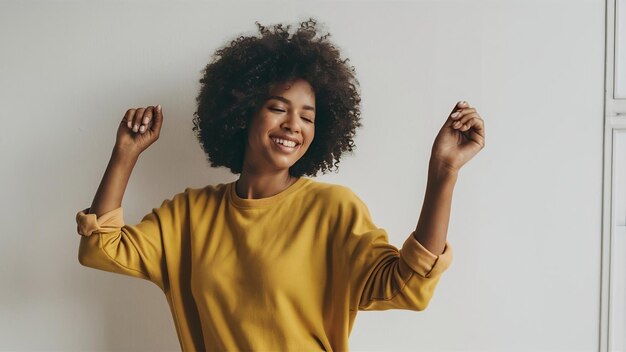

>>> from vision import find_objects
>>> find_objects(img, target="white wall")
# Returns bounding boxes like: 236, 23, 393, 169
0, 0, 605, 350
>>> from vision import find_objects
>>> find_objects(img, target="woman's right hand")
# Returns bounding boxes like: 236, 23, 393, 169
115, 105, 164, 156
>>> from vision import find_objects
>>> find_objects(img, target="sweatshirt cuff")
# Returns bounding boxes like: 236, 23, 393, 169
75, 207, 125, 237
399, 231, 453, 278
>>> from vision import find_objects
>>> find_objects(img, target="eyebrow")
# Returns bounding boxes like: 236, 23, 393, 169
267, 95, 315, 112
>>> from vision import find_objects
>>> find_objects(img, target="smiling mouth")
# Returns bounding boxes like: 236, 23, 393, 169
272, 137, 300, 148
270, 137, 300, 152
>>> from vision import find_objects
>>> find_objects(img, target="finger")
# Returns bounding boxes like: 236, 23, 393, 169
151, 104, 163, 133
466, 118, 485, 147
459, 117, 485, 139
139, 106, 155, 134
124, 109, 136, 129
132, 108, 145, 133
448, 101, 473, 127
452, 112, 480, 129
449, 100, 467, 117
448, 100, 464, 118
469, 116, 485, 134
451, 107, 476, 120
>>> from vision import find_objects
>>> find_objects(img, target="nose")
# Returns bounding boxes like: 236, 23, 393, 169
280, 111, 301, 134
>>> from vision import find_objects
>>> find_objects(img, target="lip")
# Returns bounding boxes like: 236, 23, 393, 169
269, 134, 302, 146
270, 137, 301, 153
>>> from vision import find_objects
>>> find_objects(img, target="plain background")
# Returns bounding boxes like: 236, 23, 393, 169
0, 0, 605, 351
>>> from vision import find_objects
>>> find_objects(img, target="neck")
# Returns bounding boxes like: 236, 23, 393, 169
235, 169, 298, 199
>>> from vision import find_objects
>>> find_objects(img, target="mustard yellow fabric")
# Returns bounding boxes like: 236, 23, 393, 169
76, 177, 453, 351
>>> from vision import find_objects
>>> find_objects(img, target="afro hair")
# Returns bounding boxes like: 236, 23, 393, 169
192, 17, 362, 177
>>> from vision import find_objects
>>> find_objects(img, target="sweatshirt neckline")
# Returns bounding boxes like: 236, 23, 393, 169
227, 177, 312, 208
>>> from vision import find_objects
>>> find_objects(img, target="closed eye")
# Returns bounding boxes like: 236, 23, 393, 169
271, 108, 314, 123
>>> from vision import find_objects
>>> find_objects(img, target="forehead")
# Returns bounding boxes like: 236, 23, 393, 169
268, 79, 315, 103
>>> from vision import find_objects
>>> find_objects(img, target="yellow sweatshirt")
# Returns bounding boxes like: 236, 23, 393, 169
76, 177, 453, 351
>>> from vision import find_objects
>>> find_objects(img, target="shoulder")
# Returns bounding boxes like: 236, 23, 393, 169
305, 180, 377, 236
157, 182, 230, 210
306, 179, 353, 199
304, 179, 368, 212
184, 182, 229, 199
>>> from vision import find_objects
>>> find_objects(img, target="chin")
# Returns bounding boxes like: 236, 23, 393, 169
267, 147, 305, 167
271, 157, 300, 171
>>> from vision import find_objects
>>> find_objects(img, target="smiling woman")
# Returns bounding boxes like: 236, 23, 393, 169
191, 18, 363, 180
239, 79, 317, 197
76, 17, 464, 352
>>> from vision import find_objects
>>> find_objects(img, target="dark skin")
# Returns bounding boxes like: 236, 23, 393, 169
88, 105, 164, 218
90, 84, 485, 257
416, 100, 485, 254
235, 78, 316, 199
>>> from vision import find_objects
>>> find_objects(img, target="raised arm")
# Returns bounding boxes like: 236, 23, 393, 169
412, 159, 457, 256
76, 105, 173, 289
89, 105, 162, 217
414, 100, 486, 254
347, 101, 484, 312
88, 148, 138, 217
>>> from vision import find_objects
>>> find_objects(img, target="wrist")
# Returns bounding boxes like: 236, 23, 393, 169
112, 146, 140, 165
428, 159, 459, 184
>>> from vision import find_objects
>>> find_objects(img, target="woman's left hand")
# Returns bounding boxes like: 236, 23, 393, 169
430, 100, 486, 173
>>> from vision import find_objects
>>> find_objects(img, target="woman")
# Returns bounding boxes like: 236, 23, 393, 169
76, 18, 485, 351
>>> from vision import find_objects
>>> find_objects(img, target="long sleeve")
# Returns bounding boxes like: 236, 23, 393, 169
75, 190, 190, 292
344, 190, 453, 312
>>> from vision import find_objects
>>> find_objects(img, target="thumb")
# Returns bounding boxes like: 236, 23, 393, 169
445, 100, 465, 126
152, 104, 163, 132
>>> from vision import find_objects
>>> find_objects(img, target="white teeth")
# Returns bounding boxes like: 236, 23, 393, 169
272, 137, 297, 148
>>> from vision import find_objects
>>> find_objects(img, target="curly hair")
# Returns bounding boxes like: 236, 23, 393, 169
192, 17, 362, 177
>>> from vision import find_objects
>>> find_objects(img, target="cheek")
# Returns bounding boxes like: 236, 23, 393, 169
302, 131, 314, 151
247, 122, 269, 146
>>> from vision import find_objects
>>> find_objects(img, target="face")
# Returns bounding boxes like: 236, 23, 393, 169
243, 78, 316, 175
